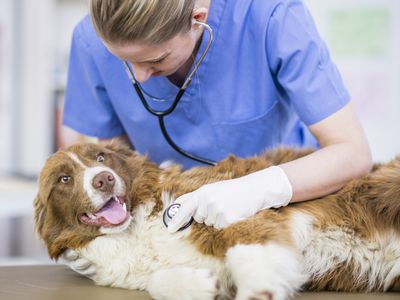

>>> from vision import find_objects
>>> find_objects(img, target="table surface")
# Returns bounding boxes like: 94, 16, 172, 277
0, 265, 399, 300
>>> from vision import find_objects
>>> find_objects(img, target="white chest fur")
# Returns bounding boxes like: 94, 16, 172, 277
78, 203, 223, 290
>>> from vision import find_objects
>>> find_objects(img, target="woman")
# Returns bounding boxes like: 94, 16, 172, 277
64, 0, 372, 234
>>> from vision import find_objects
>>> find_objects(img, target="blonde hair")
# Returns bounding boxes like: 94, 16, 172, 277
90, 0, 196, 44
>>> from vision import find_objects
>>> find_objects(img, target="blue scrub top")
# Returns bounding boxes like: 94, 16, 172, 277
64, 0, 350, 169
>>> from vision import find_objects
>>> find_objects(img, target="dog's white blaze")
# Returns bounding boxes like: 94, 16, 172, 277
67, 152, 88, 169
67, 152, 126, 208
226, 243, 307, 300
302, 226, 400, 291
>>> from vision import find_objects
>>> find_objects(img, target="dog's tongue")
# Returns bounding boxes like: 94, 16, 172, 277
96, 199, 127, 225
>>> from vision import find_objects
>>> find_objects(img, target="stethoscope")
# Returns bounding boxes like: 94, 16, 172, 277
124, 20, 217, 166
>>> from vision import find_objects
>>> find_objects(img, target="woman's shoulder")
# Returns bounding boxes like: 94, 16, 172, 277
72, 15, 103, 51
225, 0, 301, 29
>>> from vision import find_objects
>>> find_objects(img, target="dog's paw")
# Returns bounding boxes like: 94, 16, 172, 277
62, 249, 97, 279
188, 268, 221, 299
235, 289, 275, 300
147, 267, 220, 300
236, 288, 289, 300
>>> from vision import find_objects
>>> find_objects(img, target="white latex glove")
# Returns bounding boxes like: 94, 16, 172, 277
62, 249, 97, 279
167, 166, 292, 232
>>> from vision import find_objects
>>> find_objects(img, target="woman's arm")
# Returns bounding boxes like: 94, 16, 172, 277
280, 102, 372, 202
167, 103, 372, 232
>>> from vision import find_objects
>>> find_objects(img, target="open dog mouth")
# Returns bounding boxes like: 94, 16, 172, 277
79, 196, 129, 228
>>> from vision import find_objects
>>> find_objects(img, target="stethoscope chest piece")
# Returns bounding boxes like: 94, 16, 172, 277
163, 203, 193, 231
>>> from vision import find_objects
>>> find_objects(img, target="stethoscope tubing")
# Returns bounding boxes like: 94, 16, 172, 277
158, 116, 217, 165
124, 21, 217, 166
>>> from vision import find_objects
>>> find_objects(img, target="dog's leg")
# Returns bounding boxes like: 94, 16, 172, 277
226, 243, 308, 300
146, 267, 220, 300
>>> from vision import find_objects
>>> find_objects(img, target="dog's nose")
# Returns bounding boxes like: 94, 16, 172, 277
93, 171, 115, 193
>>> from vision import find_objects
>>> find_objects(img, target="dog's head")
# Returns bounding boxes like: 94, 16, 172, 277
34, 142, 160, 259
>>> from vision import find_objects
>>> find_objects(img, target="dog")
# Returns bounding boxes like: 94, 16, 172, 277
34, 142, 400, 300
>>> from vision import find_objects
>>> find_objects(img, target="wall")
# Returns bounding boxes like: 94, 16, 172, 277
0, 0, 88, 265
305, 0, 400, 161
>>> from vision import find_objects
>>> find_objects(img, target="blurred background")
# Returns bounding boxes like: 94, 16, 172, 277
0, 0, 399, 265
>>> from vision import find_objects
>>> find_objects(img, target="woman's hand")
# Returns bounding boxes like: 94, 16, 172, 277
167, 166, 293, 232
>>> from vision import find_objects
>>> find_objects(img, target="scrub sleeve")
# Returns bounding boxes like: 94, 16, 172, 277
64, 25, 125, 139
266, 0, 350, 126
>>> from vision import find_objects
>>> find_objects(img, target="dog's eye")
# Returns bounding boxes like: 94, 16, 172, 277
97, 153, 105, 163
59, 176, 71, 184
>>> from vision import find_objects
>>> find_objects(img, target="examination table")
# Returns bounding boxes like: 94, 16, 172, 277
0, 265, 399, 300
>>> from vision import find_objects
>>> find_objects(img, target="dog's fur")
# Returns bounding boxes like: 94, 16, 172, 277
34, 142, 400, 300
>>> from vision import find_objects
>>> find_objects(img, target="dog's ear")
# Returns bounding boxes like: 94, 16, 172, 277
33, 191, 62, 259
34, 191, 94, 260
33, 193, 47, 240
105, 139, 136, 158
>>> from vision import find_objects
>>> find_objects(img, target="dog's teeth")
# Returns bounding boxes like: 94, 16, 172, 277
87, 213, 97, 220
114, 197, 119, 202
123, 202, 127, 211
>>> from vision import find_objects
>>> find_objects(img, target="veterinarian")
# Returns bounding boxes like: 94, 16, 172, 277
64, 0, 372, 232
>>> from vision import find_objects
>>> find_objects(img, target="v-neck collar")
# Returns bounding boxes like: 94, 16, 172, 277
137, 0, 227, 104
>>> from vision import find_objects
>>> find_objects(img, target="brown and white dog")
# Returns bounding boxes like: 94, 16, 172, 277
34, 142, 400, 300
